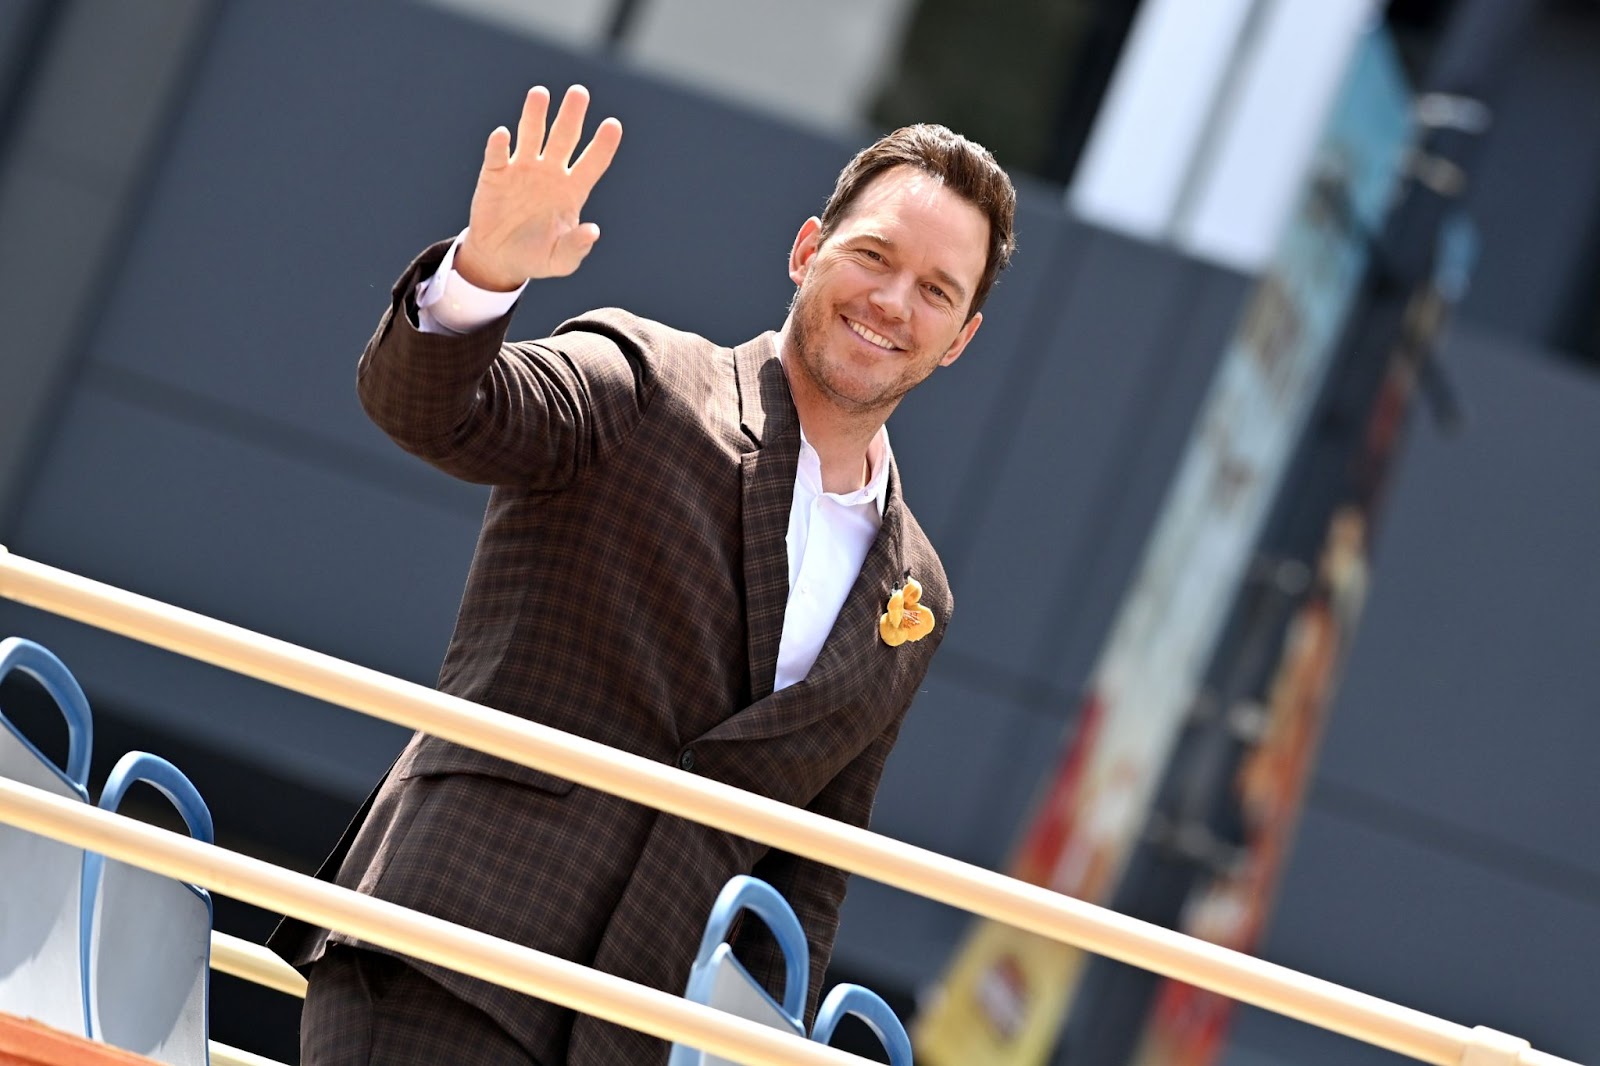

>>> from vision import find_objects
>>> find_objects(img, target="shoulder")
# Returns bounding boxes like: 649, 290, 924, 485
546, 308, 736, 392
550, 308, 723, 360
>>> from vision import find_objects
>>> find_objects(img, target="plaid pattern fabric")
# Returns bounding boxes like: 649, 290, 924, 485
301, 946, 539, 1065
270, 241, 952, 1066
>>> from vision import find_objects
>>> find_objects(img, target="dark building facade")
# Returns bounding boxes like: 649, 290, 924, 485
0, 3, 1594, 1063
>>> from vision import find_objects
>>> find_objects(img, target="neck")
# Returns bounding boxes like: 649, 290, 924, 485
776, 327, 889, 495
811, 428, 875, 494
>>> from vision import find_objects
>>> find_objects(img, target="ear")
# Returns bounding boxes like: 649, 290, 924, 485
938, 311, 983, 368
789, 216, 824, 286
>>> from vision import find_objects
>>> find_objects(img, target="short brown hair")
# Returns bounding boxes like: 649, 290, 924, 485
818, 124, 1017, 318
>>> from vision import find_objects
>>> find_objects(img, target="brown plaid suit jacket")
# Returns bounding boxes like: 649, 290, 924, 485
269, 241, 952, 1065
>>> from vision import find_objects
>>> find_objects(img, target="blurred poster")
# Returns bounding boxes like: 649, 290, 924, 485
912, 29, 1413, 1066
1128, 506, 1370, 1066
1131, 210, 1477, 1066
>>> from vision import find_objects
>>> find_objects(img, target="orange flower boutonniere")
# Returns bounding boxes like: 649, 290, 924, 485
879, 573, 936, 647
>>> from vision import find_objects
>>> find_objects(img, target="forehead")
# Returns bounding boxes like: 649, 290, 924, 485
830, 167, 990, 282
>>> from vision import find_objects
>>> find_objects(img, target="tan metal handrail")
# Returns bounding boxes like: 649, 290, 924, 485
0, 548, 1578, 1066
208, 1040, 288, 1066
210, 932, 306, 999
0, 778, 880, 1066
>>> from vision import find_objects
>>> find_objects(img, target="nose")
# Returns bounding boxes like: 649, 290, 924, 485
868, 271, 913, 323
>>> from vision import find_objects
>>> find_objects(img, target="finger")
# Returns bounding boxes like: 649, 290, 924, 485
569, 116, 623, 193
482, 126, 512, 171
561, 223, 601, 264
547, 224, 600, 276
514, 85, 550, 160
542, 84, 591, 165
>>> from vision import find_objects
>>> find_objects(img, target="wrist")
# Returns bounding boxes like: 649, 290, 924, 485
454, 241, 527, 292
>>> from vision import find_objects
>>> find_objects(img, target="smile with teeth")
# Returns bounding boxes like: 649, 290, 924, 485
845, 317, 900, 351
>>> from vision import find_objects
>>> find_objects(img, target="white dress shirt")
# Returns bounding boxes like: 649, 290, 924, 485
415, 233, 888, 692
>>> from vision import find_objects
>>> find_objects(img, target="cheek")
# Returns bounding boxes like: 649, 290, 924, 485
924, 314, 965, 351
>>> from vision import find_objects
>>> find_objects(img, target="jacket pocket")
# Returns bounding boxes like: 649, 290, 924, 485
396, 737, 576, 796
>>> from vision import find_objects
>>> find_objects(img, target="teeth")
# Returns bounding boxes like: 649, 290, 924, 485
847, 318, 898, 350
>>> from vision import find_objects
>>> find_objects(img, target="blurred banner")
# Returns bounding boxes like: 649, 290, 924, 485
912, 29, 1414, 1066
1131, 206, 1478, 1066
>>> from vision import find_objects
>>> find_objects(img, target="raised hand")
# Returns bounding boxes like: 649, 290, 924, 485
455, 85, 623, 290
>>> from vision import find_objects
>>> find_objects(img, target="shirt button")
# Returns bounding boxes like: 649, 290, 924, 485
677, 748, 696, 772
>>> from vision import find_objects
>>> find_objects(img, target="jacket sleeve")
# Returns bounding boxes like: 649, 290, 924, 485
731, 710, 908, 1028
355, 241, 658, 489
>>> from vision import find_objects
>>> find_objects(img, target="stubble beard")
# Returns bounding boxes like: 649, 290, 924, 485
786, 285, 921, 419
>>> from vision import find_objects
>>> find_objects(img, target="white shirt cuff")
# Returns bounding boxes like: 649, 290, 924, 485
414, 229, 527, 335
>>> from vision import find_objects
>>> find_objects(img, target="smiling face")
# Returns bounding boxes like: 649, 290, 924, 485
782, 165, 989, 420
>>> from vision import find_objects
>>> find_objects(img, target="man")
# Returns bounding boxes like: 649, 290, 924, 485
270, 84, 1016, 1065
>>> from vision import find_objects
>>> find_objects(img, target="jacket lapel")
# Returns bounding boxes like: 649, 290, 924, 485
697, 461, 917, 778
735, 333, 800, 702
731, 334, 921, 706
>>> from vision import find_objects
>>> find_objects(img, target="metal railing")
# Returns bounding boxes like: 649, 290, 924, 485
209, 932, 304, 999
0, 547, 1579, 1066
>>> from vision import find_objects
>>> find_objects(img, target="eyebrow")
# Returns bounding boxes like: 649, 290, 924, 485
857, 233, 970, 306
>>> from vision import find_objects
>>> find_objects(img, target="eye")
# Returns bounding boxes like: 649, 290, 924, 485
926, 283, 950, 303
861, 248, 885, 262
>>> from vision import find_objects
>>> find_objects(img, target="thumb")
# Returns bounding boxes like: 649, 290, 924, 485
565, 222, 601, 257
551, 223, 602, 275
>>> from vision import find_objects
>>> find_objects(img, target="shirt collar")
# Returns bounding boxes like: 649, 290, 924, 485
797, 426, 892, 517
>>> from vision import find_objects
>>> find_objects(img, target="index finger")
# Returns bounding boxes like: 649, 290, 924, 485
569, 116, 623, 194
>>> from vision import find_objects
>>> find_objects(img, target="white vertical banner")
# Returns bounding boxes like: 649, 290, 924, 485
1172, 0, 1381, 271
1069, 0, 1380, 273
1068, 0, 1259, 242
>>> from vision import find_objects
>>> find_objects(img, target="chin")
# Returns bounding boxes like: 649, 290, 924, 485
821, 371, 906, 414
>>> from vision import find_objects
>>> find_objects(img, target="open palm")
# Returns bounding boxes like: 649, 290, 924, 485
456, 84, 623, 289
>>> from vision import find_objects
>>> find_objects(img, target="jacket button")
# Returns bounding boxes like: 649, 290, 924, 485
677, 748, 696, 772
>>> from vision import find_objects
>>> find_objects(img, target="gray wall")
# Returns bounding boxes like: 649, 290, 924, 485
0, 0, 1241, 842
1216, 324, 1600, 1066
1453, 3, 1600, 353
0, 2, 1595, 1063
